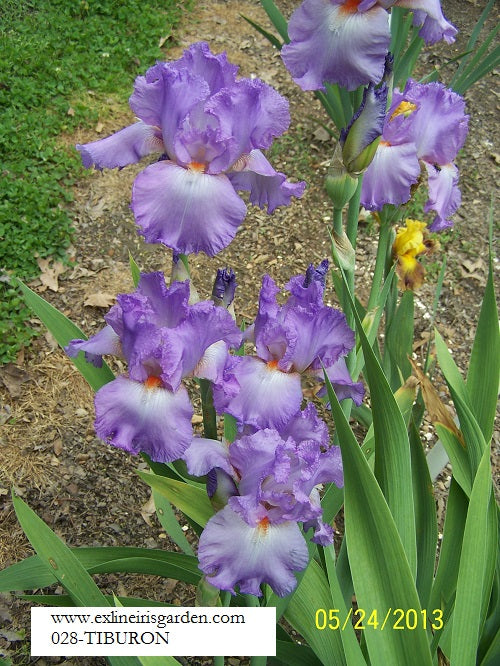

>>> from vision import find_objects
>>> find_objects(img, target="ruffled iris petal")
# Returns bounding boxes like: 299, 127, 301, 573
281, 0, 391, 91
94, 375, 193, 462
280, 305, 354, 373
206, 80, 291, 171
77, 122, 164, 170
198, 505, 309, 597
132, 160, 247, 256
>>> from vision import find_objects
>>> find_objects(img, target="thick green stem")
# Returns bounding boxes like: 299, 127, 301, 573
246, 596, 267, 666
199, 378, 218, 441
333, 206, 343, 235
367, 216, 393, 311
346, 177, 362, 248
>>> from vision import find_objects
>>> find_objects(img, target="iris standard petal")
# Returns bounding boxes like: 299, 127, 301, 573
183, 437, 232, 477
94, 375, 193, 462
131, 160, 247, 256
361, 141, 421, 209
77, 121, 164, 170
172, 41, 239, 94
198, 505, 309, 597
206, 79, 290, 171
281, 0, 391, 91
280, 305, 355, 374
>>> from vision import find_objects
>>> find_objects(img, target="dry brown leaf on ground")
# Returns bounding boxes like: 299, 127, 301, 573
83, 292, 115, 307
36, 257, 66, 292
0, 364, 30, 398
140, 492, 156, 527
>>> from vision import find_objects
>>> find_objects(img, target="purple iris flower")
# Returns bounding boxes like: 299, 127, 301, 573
76, 42, 305, 257
281, 1, 456, 92
282, 0, 391, 92
66, 273, 241, 463
185, 405, 343, 596
214, 263, 363, 430
361, 79, 468, 229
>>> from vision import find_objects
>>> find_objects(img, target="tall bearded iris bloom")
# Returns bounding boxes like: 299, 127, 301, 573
214, 262, 364, 430
65, 273, 241, 462
184, 405, 343, 596
361, 79, 468, 229
77, 42, 305, 256
281, 0, 456, 92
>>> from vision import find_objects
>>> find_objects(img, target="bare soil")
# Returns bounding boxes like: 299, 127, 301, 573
1, 1, 498, 664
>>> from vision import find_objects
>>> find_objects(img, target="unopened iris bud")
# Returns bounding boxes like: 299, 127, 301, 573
211, 268, 237, 317
325, 146, 359, 209
340, 83, 388, 176
303, 259, 329, 288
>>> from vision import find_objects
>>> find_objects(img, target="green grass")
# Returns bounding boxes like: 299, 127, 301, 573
0, 0, 192, 363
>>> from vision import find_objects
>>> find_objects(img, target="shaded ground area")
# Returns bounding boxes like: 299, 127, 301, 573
0, 1, 498, 664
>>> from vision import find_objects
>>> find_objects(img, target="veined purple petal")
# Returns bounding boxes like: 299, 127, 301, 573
361, 141, 421, 210
224, 356, 303, 430
131, 160, 247, 256
425, 162, 461, 231
77, 122, 164, 170
198, 505, 309, 597
66, 325, 121, 367
94, 375, 193, 462
228, 150, 306, 213
281, 0, 391, 91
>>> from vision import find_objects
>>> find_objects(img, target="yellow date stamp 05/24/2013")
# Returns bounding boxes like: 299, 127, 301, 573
315, 608, 444, 632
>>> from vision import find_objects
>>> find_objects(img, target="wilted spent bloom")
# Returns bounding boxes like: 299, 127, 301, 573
65, 273, 241, 463
281, 0, 456, 92
77, 42, 305, 257
361, 79, 469, 230
392, 218, 439, 290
